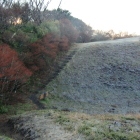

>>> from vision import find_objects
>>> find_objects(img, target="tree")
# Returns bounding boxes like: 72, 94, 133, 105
0, 43, 32, 93
70, 17, 93, 42
0, 0, 53, 27
28, 0, 52, 24
59, 19, 79, 43
42, 8, 71, 21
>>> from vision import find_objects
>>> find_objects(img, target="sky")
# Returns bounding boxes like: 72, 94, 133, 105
47, 0, 140, 35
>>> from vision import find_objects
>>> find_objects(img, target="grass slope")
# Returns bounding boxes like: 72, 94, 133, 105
44, 37, 140, 115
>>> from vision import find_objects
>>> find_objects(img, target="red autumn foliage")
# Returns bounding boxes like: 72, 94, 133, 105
28, 34, 60, 70
0, 43, 32, 91
0, 27, 77, 93
43, 34, 59, 57
58, 36, 69, 51
30, 34, 59, 57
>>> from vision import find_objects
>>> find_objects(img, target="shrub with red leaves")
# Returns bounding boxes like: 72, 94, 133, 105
58, 36, 69, 51
0, 43, 32, 92
29, 33, 59, 70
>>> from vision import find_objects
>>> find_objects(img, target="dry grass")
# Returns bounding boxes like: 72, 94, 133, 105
45, 38, 140, 115
43, 37, 140, 139
50, 110, 140, 140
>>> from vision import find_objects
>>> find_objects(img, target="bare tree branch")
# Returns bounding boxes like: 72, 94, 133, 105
57, 0, 62, 10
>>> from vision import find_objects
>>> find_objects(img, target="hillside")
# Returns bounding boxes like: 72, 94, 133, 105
44, 37, 140, 114
1, 37, 140, 140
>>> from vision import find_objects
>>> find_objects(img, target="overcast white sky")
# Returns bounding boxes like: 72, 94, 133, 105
47, 0, 140, 35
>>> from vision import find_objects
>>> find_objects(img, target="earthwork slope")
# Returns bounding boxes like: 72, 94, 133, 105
45, 37, 140, 114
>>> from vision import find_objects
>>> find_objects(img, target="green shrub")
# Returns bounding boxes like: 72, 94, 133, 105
0, 105, 8, 114
37, 20, 60, 37
41, 98, 51, 108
